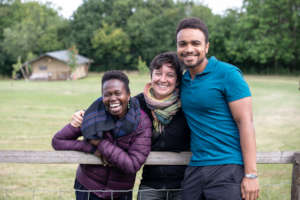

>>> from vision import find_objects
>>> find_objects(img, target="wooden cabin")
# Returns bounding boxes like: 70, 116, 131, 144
27, 50, 93, 80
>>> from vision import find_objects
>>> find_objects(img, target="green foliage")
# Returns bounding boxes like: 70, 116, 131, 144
11, 56, 22, 79
69, 0, 105, 57
0, 0, 67, 76
0, 48, 13, 76
11, 53, 33, 80
137, 56, 149, 74
2, 1, 65, 59
68, 45, 78, 71
219, 0, 300, 74
0, 0, 300, 75
126, 1, 185, 66
91, 22, 131, 70
26, 51, 36, 61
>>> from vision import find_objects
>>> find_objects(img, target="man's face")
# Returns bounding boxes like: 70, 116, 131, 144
176, 28, 209, 69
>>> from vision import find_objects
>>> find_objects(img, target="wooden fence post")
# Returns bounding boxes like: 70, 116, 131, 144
292, 153, 300, 200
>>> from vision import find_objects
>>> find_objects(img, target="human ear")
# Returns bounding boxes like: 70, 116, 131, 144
205, 42, 210, 54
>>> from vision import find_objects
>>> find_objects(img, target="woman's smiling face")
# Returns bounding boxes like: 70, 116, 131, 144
102, 79, 130, 118
151, 63, 177, 99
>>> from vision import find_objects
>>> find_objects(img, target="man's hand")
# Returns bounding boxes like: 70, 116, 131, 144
241, 177, 259, 200
70, 110, 85, 128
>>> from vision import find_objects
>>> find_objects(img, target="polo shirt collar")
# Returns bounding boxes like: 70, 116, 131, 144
183, 56, 217, 80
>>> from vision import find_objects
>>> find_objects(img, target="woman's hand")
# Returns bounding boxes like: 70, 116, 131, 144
90, 140, 111, 166
89, 139, 101, 146
70, 110, 85, 128
94, 149, 110, 166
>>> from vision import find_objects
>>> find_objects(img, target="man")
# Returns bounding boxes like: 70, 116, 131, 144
176, 17, 259, 200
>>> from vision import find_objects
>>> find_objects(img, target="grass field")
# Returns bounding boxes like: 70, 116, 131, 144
0, 73, 300, 199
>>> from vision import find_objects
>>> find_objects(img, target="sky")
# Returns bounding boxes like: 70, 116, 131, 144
200, 0, 243, 15
36, 0, 243, 19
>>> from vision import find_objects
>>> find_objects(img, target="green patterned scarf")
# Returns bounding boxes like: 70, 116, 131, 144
143, 83, 181, 134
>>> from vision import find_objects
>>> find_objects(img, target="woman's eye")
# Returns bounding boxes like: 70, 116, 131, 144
168, 74, 176, 78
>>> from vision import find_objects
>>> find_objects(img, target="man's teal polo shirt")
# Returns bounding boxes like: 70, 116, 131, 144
181, 56, 251, 166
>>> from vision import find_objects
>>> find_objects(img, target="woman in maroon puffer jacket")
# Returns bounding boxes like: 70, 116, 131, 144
52, 71, 152, 200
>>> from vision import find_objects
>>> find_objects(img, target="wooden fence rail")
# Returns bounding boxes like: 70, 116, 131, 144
0, 150, 299, 199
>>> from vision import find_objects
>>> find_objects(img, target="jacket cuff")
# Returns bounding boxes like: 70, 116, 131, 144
96, 139, 108, 154
89, 145, 97, 154
67, 123, 81, 132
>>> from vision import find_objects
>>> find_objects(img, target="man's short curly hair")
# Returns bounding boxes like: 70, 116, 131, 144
149, 52, 183, 84
101, 70, 130, 94
176, 17, 209, 43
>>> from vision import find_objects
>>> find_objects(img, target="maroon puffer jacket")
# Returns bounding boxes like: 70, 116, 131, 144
52, 109, 152, 199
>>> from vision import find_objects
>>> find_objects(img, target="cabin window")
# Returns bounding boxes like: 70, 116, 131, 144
39, 65, 47, 70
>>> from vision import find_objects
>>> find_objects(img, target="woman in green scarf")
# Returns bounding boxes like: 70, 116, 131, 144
134, 52, 190, 200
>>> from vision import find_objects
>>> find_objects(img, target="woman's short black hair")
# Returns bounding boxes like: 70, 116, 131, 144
101, 70, 130, 94
176, 17, 209, 43
149, 52, 183, 84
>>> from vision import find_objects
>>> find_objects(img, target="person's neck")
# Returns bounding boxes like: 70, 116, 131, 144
189, 58, 208, 80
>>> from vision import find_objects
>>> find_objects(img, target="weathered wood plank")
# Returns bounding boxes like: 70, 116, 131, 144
291, 153, 300, 200
257, 151, 296, 164
0, 150, 101, 164
0, 151, 298, 165
0, 151, 192, 165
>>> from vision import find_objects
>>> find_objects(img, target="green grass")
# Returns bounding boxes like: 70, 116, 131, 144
245, 75, 300, 200
0, 73, 299, 199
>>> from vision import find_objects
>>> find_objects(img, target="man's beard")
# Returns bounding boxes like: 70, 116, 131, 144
180, 55, 205, 70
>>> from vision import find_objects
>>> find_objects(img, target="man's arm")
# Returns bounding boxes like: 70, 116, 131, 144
229, 97, 259, 200
70, 110, 85, 127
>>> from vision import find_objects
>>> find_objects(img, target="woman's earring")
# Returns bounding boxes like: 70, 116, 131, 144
128, 101, 131, 109
103, 101, 108, 111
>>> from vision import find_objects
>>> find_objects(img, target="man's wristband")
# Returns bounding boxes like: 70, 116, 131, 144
245, 174, 258, 179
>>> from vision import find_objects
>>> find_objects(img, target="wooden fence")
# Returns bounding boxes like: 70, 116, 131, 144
0, 151, 299, 200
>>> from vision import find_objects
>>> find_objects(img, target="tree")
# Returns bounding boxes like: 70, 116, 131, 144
91, 22, 131, 70
224, 0, 300, 73
137, 56, 149, 74
68, 45, 78, 71
12, 56, 23, 79
69, 0, 105, 58
0, 0, 23, 76
2, 1, 66, 74
126, 1, 185, 66
70, 0, 143, 69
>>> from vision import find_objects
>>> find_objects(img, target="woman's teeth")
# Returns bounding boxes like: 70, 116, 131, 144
110, 103, 120, 108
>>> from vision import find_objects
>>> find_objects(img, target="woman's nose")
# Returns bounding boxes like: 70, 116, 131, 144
160, 74, 167, 82
110, 94, 117, 100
